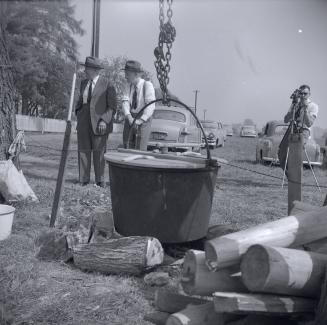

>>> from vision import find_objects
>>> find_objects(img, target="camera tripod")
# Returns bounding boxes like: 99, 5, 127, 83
281, 112, 321, 192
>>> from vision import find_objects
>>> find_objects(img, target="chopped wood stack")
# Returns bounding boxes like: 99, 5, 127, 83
145, 201, 327, 325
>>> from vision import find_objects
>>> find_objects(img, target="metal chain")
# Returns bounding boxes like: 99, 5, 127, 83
154, 0, 176, 105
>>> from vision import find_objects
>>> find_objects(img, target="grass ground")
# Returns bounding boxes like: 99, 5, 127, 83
0, 132, 326, 324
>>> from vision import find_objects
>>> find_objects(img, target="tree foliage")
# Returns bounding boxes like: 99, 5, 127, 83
2, 0, 84, 117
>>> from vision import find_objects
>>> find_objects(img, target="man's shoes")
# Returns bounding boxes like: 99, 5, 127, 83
96, 182, 105, 188
81, 182, 89, 186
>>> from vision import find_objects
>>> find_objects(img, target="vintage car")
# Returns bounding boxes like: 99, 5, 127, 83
240, 125, 257, 137
224, 124, 234, 136
200, 120, 226, 149
256, 120, 322, 166
147, 105, 202, 152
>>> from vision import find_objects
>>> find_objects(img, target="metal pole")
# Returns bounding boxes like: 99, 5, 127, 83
203, 109, 207, 121
193, 90, 199, 116
91, 0, 101, 57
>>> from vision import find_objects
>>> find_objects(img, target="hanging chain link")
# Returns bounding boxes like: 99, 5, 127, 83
154, 0, 176, 104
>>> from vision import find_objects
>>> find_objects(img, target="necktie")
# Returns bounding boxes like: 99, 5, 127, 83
131, 86, 137, 110
87, 80, 93, 104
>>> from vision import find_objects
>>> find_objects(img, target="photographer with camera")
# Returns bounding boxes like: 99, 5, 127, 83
284, 84, 319, 142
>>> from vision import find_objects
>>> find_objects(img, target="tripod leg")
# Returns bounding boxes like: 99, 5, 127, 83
303, 147, 321, 192
282, 147, 289, 189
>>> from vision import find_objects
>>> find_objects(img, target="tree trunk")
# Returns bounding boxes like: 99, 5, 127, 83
181, 249, 246, 296
205, 206, 327, 270
241, 245, 327, 298
0, 20, 16, 160
73, 236, 164, 276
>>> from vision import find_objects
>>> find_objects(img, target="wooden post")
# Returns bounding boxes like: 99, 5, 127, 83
288, 133, 303, 215
49, 69, 76, 227
241, 245, 327, 298
205, 206, 327, 270
181, 250, 246, 296
91, 0, 101, 57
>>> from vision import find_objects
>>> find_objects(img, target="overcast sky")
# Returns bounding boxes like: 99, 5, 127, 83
72, 0, 327, 128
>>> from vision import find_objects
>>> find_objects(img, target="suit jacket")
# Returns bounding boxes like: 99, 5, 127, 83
75, 76, 117, 135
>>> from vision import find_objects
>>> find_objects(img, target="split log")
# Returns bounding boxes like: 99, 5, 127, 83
241, 245, 327, 298
290, 200, 318, 215
213, 292, 316, 315
144, 311, 170, 325
166, 302, 228, 325
154, 288, 207, 314
181, 250, 247, 296
73, 236, 163, 276
205, 206, 327, 270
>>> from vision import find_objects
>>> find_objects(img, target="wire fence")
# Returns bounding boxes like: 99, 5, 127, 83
22, 132, 327, 190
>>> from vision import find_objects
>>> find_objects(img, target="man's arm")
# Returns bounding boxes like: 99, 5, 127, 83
75, 81, 85, 114
101, 84, 117, 124
140, 81, 156, 122
303, 103, 318, 128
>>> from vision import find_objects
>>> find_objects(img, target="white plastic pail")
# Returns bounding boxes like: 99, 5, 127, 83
0, 204, 15, 240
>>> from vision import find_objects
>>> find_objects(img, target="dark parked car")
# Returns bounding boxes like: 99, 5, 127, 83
256, 120, 322, 166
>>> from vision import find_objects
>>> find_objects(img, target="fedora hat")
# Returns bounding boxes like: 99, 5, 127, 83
122, 60, 143, 73
80, 56, 104, 69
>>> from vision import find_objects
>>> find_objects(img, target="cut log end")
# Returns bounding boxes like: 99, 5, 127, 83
240, 245, 271, 292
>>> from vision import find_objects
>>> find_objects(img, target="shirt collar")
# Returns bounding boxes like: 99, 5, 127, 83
92, 74, 100, 85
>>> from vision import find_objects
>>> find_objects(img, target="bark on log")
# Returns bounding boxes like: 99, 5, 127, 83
205, 206, 327, 270
0, 14, 16, 161
73, 236, 163, 275
154, 288, 207, 314
213, 292, 316, 315
181, 250, 246, 296
166, 302, 229, 325
241, 245, 327, 298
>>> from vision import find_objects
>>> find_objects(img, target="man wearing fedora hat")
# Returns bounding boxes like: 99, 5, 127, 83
122, 60, 156, 151
75, 56, 117, 187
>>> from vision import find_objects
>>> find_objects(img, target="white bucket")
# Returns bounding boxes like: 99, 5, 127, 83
0, 204, 15, 240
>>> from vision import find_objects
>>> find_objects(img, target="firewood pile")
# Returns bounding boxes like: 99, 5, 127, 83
145, 200, 327, 325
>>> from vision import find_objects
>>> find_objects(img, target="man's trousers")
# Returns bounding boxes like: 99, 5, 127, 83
77, 104, 108, 184
123, 113, 152, 151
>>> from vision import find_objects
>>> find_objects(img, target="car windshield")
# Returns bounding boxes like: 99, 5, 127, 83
153, 110, 186, 123
202, 122, 217, 129
243, 126, 255, 131
274, 125, 288, 136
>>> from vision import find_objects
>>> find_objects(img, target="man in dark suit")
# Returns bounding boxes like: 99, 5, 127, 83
75, 56, 117, 187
